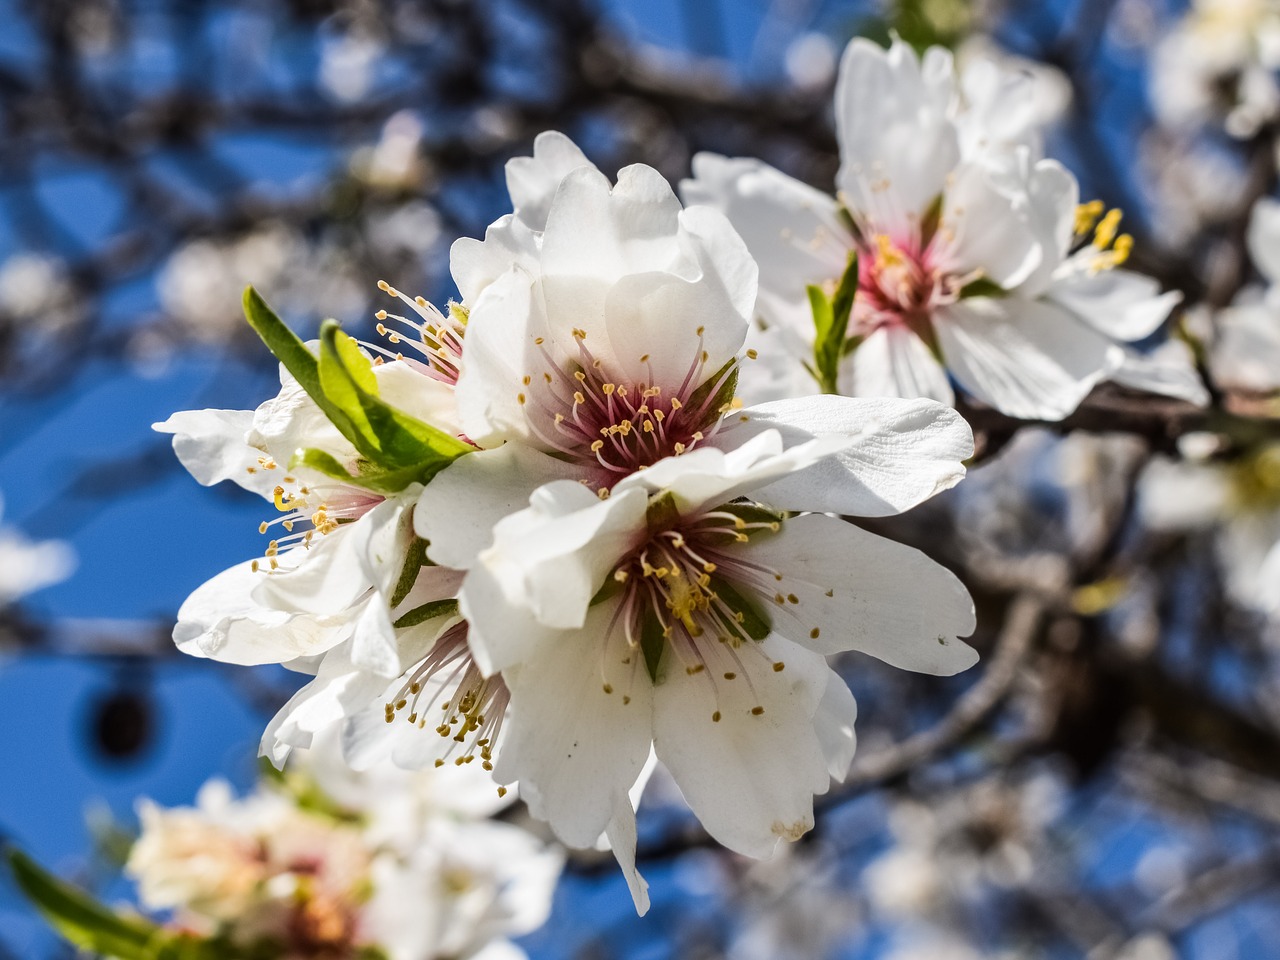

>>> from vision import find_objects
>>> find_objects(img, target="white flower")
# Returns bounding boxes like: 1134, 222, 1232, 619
1150, 0, 1280, 138
0, 493, 75, 605
127, 741, 562, 960
1211, 197, 1280, 394
416, 421, 977, 913
681, 38, 1199, 419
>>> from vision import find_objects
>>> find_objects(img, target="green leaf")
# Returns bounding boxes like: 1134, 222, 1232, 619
640, 612, 667, 684
393, 598, 459, 629
7, 849, 164, 959
242, 286, 324, 405
709, 576, 771, 642
318, 321, 472, 470
810, 251, 859, 395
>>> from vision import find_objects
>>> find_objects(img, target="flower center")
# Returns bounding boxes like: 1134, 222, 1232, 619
384, 620, 510, 793
856, 233, 973, 335
518, 329, 741, 491
598, 502, 793, 721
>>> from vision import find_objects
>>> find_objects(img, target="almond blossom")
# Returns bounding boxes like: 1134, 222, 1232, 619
414, 423, 978, 913
126, 729, 562, 960
680, 38, 1204, 419
1210, 196, 1280, 396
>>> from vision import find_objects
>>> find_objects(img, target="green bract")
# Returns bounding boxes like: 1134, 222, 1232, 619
242, 286, 471, 494
807, 250, 859, 395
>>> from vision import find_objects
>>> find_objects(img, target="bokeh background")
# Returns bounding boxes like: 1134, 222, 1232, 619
4, 0, 1280, 957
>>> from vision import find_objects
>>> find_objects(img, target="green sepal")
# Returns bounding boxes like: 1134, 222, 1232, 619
243, 286, 472, 493
6, 848, 208, 960
317, 320, 472, 470
958, 276, 1008, 300
640, 613, 667, 684
710, 575, 771, 642
645, 491, 681, 537
918, 193, 945, 246
393, 598, 459, 629
685, 358, 740, 417
718, 500, 785, 529
390, 537, 431, 609
809, 250, 859, 395
242, 286, 327, 412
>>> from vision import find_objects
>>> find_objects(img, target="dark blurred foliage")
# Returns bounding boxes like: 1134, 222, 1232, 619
3, 0, 1280, 958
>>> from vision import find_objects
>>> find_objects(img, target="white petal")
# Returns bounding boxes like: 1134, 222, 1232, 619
713, 395, 972, 517
680, 153, 851, 334
249, 367, 351, 469
174, 559, 352, 665
261, 641, 387, 765
835, 38, 960, 234
847, 324, 955, 405
252, 512, 377, 615
505, 130, 596, 232
617, 429, 849, 516
153, 409, 277, 497
652, 635, 831, 858
604, 804, 650, 916
450, 214, 541, 306
468, 481, 648, 631
1112, 340, 1210, 406
1210, 301, 1280, 393
492, 602, 655, 849
1048, 267, 1181, 341
373, 362, 463, 438
815, 671, 858, 781
936, 162, 1042, 288
936, 297, 1119, 420
738, 513, 978, 674
453, 265, 546, 448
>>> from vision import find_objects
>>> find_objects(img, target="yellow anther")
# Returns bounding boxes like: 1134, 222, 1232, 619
746, 348, 758, 360
774, 661, 787, 671
751, 706, 765, 716
1094, 208, 1123, 249
573, 391, 586, 405
602, 383, 615, 395
1074, 200, 1104, 236
724, 672, 736, 680
712, 711, 721, 722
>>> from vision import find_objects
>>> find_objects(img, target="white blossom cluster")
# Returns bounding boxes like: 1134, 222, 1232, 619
126, 730, 561, 960
156, 38, 1198, 917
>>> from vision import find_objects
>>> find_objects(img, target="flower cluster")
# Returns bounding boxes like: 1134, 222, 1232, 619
157, 38, 1197, 917
125, 730, 561, 960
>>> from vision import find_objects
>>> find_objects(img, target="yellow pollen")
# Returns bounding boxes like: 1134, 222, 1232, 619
875, 233, 905, 267
1074, 200, 1104, 235
1094, 208, 1123, 249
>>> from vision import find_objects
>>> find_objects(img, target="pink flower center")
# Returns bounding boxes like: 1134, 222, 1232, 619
518, 329, 739, 491
855, 233, 974, 336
